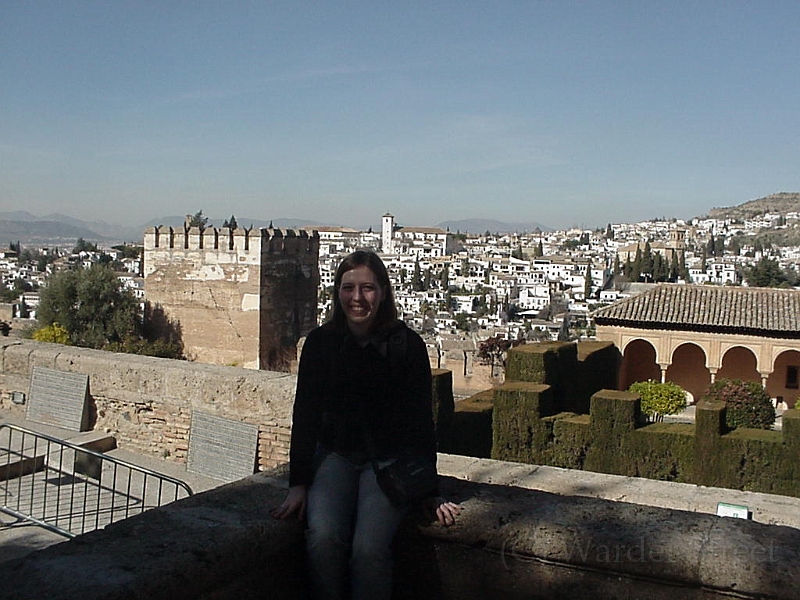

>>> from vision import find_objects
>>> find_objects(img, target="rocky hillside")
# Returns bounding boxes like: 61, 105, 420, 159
706, 192, 800, 220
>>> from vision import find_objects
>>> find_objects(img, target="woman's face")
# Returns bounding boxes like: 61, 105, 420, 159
338, 265, 385, 335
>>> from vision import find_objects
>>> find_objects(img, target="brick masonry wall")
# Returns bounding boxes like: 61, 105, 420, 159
0, 339, 297, 470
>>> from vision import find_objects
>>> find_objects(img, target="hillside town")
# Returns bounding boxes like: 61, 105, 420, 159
4, 197, 800, 371
307, 206, 800, 343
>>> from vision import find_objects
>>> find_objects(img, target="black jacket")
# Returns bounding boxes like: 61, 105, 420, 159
288, 320, 437, 487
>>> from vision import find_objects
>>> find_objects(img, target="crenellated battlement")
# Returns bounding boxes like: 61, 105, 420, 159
263, 227, 320, 256
142, 224, 319, 371
144, 226, 319, 255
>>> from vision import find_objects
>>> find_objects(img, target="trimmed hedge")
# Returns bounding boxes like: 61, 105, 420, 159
470, 341, 800, 499
491, 382, 553, 463
493, 387, 800, 497
442, 390, 493, 458
431, 368, 455, 447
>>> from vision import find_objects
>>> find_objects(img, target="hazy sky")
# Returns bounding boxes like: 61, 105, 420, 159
2, 1, 799, 230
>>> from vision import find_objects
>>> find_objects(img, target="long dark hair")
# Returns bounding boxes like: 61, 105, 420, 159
329, 250, 397, 333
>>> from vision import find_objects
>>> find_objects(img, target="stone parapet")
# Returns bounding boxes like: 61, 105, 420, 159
0, 457, 797, 599
0, 339, 296, 470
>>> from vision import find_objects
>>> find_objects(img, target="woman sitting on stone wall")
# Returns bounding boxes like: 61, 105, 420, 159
271, 250, 459, 600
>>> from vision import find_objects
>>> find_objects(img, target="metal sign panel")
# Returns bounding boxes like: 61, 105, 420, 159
187, 411, 259, 483
717, 502, 751, 520
26, 367, 89, 431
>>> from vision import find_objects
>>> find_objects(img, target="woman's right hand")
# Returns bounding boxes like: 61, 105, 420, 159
270, 485, 308, 520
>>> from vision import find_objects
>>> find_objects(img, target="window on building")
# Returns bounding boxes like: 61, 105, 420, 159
786, 365, 799, 389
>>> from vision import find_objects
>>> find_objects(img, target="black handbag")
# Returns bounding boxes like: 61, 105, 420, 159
362, 419, 438, 507
373, 455, 439, 508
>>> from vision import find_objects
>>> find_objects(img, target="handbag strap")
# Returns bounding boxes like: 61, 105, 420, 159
360, 419, 384, 474
358, 323, 408, 474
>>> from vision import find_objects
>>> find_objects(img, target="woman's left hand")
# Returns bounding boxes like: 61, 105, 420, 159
424, 497, 461, 526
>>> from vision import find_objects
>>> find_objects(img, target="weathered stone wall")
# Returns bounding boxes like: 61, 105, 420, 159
0, 303, 12, 322
0, 339, 297, 470
143, 226, 319, 372
257, 228, 320, 371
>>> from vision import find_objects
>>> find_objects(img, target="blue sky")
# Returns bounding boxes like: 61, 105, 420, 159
2, 1, 799, 231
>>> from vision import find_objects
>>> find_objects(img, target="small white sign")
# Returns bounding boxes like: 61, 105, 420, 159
716, 502, 750, 519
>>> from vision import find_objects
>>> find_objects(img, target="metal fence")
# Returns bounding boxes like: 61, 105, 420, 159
0, 424, 193, 538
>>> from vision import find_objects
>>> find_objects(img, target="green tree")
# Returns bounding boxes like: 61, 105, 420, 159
186, 210, 209, 228
106, 302, 183, 359
631, 246, 642, 281
584, 262, 593, 299
112, 244, 143, 260
73, 238, 98, 253
441, 263, 450, 290
651, 252, 663, 282
0, 276, 31, 303
715, 234, 725, 257
679, 250, 689, 282
222, 215, 238, 229
535, 240, 544, 258
702, 379, 775, 430
640, 242, 653, 281
37, 265, 141, 349
36, 252, 54, 273
454, 312, 470, 331
38, 266, 183, 357
623, 254, 633, 279
706, 233, 716, 257
33, 322, 71, 344
628, 380, 687, 422
745, 257, 794, 288
668, 250, 680, 282
561, 239, 580, 251
729, 236, 741, 256
411, 257, 423, 291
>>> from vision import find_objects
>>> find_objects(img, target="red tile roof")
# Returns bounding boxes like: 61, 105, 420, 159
593, 284, 800, 338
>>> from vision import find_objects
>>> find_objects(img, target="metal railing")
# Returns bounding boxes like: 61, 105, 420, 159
0, 424, 193, 539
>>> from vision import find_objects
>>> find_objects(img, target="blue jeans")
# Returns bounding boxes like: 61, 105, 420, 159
306, 450, 408, 600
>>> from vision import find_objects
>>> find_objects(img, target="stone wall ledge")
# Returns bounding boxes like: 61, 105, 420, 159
0, 456, 797, 600
437, 454, 800, 530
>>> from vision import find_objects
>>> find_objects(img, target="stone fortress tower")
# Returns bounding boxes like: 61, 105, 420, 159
143, 225, 320, 371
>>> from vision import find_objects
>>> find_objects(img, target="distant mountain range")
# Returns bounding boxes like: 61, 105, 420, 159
2, 193, 797, 247
434, 218, 549, 234
0, 212, 131, 248
0, 212, 326, 247
0, 211, 553, 247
